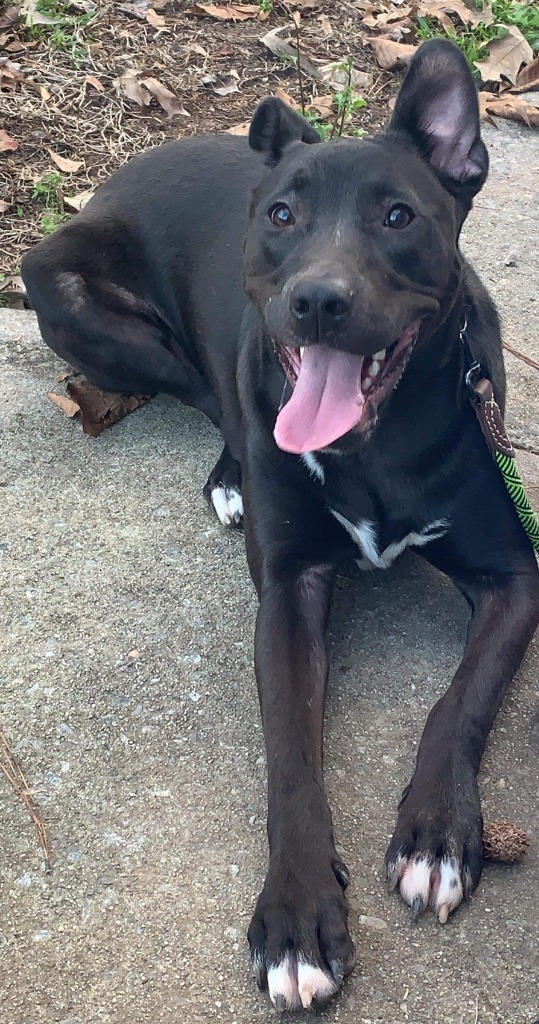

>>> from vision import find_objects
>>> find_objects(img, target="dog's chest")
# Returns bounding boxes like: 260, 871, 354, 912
301, 452, 449, 570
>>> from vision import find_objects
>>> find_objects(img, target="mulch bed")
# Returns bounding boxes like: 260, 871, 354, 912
1, 0, 398, 278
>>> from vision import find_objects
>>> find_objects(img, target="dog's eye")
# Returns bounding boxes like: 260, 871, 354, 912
269, 203, 295, 227
385, 204, 415, 229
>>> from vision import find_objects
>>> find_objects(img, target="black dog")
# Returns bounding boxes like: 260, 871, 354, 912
22, 40, 539, 1012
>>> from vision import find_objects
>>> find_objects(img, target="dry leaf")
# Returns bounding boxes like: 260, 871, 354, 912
0, 6, 19, 30
274, 87, 296, 107
510, 55, 539, 94
65, 188, 95, 212
0, 58, 25, 92
0, 129, 18, 152
48, 392, 81, 419
187, 3, 260, 21
290, 0, 323, 7
66, 378, 151, 437
48, 150, 84, 173
6, 39, 25, 52
226, 120, 251, 135
306, 95, 335, 117
201, 72, 240, 96
85, 74, 104, 92
480, 91, 539, 127
146, 7, 168, 28
318, 13, 333, 36
39, 84, 51, 101
0, 199, 10, 213
0, 274, 24, 295
260, 26, 323, 81
368, 37, 417, 70
474, 26, 532, 85
115, 68, 150, 106
417, 0, 493, 28
319, 62, 373, 91
141, 76, 189, 116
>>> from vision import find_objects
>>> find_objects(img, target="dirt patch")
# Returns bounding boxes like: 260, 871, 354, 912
1, 1, 397, 277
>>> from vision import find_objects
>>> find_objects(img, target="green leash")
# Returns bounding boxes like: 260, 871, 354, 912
462, 321, 539, 554
494, 452, 539, 552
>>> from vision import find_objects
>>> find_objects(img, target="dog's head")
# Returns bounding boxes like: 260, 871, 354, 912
243, 40, 488, 455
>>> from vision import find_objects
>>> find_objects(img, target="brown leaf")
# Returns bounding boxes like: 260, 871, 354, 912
226, 120, 251, 135
115, 68, 150, 107
48, 392, 81, 419
6, 39, 26, 52
317, 13, 333, 36
417, 0, 493, 28
0, 6, 20, 31
510, 55, 539, 94
481, 91, 539, 127
306, 94, 335, 117
141, 76, 189, 116
85, 74, 104, 92
146, 7, 168, 28
474, 26, 532, 85
0, 59, 25, 92
48, 150, 84, 173
0, 274, 24, 295
368, 37, 417, 70
290, 0, 323, 7
187, 3, 260, 21
319, 62, 373, 91
274, 87, 296, 107
0, 129, 18, 152
39, 84, 51, 101
0, 199, 10, 213
66, 378, 151, 437
64, 188, 95, 212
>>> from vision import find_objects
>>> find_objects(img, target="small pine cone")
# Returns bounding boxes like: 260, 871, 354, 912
483, 821, 530, 863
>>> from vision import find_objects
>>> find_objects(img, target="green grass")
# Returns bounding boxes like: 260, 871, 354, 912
258, 0, 273, 13
27, 0, 95, 66
414, 0, 539, 73
32, 172, 69, 235
301, 58, 369, 140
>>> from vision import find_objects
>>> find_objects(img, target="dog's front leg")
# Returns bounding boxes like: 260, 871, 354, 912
245, 513, 355, 1009
386, 566, 539, 922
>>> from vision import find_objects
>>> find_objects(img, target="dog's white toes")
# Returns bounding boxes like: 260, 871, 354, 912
398, 854, 433, 916
297, 958, 337, 1008
210, 485, 243, 527
267, 955, 300, 1011
391, 852, 464, 923
432, 856, 463, 923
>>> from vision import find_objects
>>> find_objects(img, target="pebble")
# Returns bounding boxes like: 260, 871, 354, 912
359, 915, 388, 931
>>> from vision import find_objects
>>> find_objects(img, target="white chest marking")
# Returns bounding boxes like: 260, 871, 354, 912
330, 511, 449, 570
301, 452, 325, 484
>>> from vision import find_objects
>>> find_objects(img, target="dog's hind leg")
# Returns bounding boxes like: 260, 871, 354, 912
21, 217, 221, 427
203, 445, 243, 529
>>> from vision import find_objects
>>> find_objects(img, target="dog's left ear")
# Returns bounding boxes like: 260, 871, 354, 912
390, 39, 488, 201
249, 97, 321, 165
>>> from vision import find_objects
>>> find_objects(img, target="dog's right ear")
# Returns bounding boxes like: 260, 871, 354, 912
249, 97, 321, 165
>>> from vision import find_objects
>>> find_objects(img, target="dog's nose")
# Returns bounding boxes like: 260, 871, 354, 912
289, 280, 352, 339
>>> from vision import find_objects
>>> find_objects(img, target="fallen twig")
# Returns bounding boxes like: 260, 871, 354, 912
503, 342, 539, 373
0, 728, 51, 870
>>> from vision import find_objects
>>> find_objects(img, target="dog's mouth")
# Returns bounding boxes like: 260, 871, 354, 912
273, 322, 420, 454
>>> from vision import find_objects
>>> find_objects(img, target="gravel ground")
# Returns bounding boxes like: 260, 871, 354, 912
0, 118, 538, 1024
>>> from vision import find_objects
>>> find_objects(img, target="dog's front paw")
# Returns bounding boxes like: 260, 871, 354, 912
385, 769, 483, 923
248, 852, 356, 1011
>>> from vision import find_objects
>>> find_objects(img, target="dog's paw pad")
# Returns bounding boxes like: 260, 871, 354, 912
210, 484, 243, 528
387, 851, 464, 923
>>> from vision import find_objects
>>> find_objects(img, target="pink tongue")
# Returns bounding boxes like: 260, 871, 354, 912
274, 344, 365, 454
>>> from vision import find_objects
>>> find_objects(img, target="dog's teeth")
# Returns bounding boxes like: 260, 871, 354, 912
362, 376, 373, 391
371, 360, 380, 377
373, 349, 385, 360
